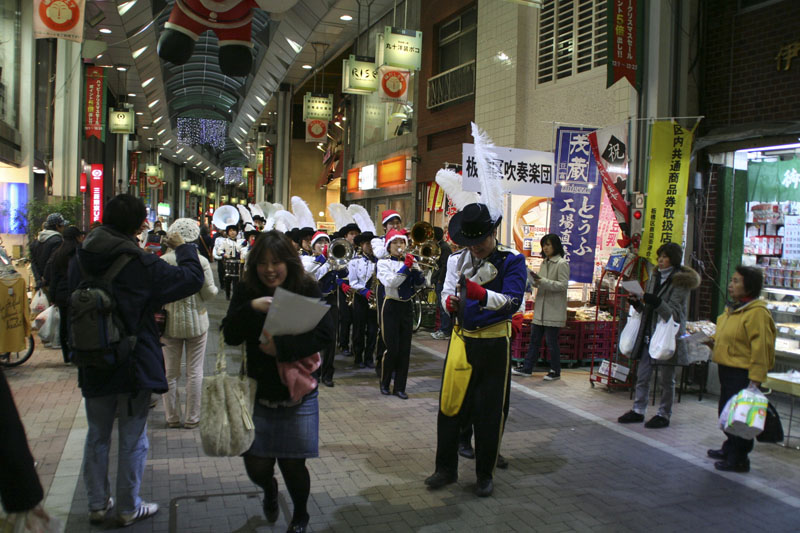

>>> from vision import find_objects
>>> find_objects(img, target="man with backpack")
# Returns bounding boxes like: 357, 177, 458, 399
67, 194, 204, 527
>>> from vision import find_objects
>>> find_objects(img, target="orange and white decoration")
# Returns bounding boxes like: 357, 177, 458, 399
34, 0, 85, 42
305, 119, 327, 143
378, 66, 410, 103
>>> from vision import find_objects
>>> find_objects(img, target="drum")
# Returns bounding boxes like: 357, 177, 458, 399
224, 259, 242, 278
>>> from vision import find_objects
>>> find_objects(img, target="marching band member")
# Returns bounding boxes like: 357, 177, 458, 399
349, 231, 377, 368
213, 224, 246, 299
291, 196, 317, 256
370, 210, 403, 260
329, 204, 360, 357
425, 125, 526, 498
376, 229, 425, 399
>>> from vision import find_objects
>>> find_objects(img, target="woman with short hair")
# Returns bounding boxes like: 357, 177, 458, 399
223, 231, 334, 533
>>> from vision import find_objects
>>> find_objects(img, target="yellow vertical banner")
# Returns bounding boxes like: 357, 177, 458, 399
639, 121, 693, 265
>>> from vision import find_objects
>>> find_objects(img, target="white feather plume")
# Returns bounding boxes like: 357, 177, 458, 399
260, 202, 279, 231
249, 203, 266, 220
328, 203, 354, 231
435, 168, 480, 211
237, 205, 254, 226
291, 196, 316, 230
273, 203, 285, 211
347, 204, 376, 234
274, 210, 298, 233
471, 122, 505, 222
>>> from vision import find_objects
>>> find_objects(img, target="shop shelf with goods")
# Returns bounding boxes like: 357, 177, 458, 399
588, 261, 638, 391
761, 286, 800, 370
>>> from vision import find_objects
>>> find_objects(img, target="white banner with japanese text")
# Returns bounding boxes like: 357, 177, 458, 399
461, 144, 555, 197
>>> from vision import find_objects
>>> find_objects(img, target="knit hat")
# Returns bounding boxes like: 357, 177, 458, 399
168, 218, 200, 243
45, 213, 68, 229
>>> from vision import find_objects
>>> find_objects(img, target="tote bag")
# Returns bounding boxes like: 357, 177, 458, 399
648, 316, 679, 360
200, 334, 257, 457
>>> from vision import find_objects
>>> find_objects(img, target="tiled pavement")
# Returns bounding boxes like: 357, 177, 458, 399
4, 288, 800, 532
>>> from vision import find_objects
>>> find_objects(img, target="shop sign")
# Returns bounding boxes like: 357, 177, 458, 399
90, 164, 103, 223
776, 40, 800, 71
639, 121, 694, 265
302, 93, 333, 121
157, 202, 171, 217
33, 0, 85, 43
462, 144, 555, 197
80, 172, 87, 192
607, 0, 643, 91
146, 165, 161, 188
359, 164, 376, 190
305, 119, 327, 143
263, 145, 274, 185
342, 55, 379, 94
109, 110, 135, 134
84, 66, 105, 140
247, 169, 255, 199
589, 123, 630, 233
378, 66, 410, 102
548, 127, 602, 283
381, 26, 422, 71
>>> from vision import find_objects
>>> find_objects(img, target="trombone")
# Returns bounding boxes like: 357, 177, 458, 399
408, 221, 440, 271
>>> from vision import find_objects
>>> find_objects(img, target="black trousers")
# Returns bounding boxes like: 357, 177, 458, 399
718, 364, 755, 465
436, 335, 511, 481
375, 296, 387, 375
460, 358, 512, 448
320, 292, 339, 382
58, 304, 70, 363
380, 299, 413, 393
338, 289, 353, 351
352, 294, 377, 365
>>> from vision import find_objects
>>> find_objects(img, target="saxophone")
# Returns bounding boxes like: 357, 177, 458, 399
367, 272, 378, 310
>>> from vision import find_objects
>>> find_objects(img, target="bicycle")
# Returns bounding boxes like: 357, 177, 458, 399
0, 236, 36, 367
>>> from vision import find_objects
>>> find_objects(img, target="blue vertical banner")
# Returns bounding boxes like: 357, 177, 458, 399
549, 127, 602, 283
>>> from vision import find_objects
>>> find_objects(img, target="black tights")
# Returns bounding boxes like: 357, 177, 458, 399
243, 455, 310, 525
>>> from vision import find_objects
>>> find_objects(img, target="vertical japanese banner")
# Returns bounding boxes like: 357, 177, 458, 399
247, 169, 255, 199
607, 0, 643, 91
263, 145, 274, 185
548, 127, 602, 283
129, 151, 138, 188
89, 164, 104, 223
138, 172, 146, 197
589, 122, 629, 235
84, 66, 105, 140
595, 188, 623, 267
639, 121, 694, 265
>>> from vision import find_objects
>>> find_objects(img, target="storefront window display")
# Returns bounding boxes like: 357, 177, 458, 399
359, 78, 415, 148
0, 0, 21, 129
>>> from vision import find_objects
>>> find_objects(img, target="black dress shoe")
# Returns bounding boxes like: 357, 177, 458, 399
714, 460, 750, 473
286, 525, 306, 533
475, 478, 493, 497
322, 379, 334, 388
707, 448, 726, 460
380, 386, 391, 395
617, 410, 644, 423
424, 471, 457, 489
263, 478, 279, 523
496, 454, 508, 469
644, 415, 670, 429
458, 444, 475, 459
394, 391, 409, 400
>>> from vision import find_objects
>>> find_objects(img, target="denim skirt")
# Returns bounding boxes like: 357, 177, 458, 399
246, 389, 319, 458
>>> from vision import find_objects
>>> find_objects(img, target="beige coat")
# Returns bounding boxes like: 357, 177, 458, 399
533, 255, 570, 328
161, 249, 218, 339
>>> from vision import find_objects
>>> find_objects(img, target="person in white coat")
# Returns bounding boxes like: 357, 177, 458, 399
160, 219, 219, 429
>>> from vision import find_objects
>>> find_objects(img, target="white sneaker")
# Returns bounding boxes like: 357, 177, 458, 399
118, 502, 158, 527
89, 497, 114, 524
431, 331, 444, 340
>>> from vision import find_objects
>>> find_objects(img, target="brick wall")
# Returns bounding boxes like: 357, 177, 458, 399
702, 0, 800, 130
416, 1, 475, 184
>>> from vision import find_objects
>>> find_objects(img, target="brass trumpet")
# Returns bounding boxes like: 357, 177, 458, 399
326, 238, 353, 270
409, 221, 440, 271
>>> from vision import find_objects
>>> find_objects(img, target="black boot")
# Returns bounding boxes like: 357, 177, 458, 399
219, 45, 253, 77
157, 29, 195, 65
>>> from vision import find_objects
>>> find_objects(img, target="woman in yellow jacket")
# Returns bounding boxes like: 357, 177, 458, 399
708, 265, 775, 473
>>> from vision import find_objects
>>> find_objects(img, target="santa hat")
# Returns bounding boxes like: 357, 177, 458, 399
381, 210, 401, 226
384, 228, 408, 247
310, 231, 330, 248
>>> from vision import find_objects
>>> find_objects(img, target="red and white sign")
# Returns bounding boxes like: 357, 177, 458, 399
305, 119, 327, 143
34, 0, 85, 42
80, 172, 87, 193
90, 164, 103, 223
146, 174, 162, 188
378, 66, 409, 102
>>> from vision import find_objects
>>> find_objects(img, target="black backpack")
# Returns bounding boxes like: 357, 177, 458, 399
69, 254, 138, 369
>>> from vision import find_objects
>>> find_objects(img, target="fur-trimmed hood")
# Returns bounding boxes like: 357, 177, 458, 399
669, 266, 701, 290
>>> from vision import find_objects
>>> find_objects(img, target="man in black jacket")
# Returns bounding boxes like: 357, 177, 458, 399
30, 212, 66, 293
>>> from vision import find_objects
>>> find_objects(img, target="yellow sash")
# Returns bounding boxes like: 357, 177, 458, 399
440, 321, 510, 417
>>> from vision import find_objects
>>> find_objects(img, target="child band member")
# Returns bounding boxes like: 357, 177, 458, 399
349, 232, 377, 368
376, 229, 425, 399
213, 224, 245, 299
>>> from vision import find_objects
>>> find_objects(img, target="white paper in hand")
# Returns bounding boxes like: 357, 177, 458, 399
621, 281, 644, 298
260, 286, 330, 341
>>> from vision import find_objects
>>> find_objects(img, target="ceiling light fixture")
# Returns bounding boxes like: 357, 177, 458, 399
148, 99, 159, 108
153, 116, 163, 124
302, 64, 313, 70
142, 77, 154, 87
163, 139, 172, 145
128, 92, 136, 97
176, 148, 184, 154
135, 112, 143, 115
132, 46, 148, 59
142, 126, 149, 130
147, 137, 154, 141
99, 28, 112, 34
246, 113, 256, 122
157, 128, 166, 136
286, 37, 303, 53
117, 0, 137, 16
116, 66, 127, 72
187, 155, 194, 161
255, 95, 266, 106
340, 14, 353, 21
239, 126, 247, 134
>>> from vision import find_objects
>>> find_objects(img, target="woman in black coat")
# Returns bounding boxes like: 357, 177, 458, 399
223, 231, 334, 533
44, 225, 85, 363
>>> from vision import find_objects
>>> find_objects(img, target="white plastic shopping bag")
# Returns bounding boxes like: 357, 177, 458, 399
619, 307, 642, 356
30, 288, 49, 317
38, 305, 60, 347
719, 385, 768, 439
648, 316, 679, 360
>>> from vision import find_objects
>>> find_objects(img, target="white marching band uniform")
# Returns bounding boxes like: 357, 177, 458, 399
212, 237, 245, 260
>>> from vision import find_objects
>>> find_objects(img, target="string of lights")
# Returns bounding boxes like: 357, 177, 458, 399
224, 166, 244, 185
177, 117, 227, 151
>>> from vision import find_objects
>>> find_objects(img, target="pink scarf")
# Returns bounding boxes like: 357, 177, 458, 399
276, 352, 321, 403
